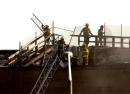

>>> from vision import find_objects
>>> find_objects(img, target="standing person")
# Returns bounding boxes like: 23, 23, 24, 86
42, 24, 51, 45
57, 37, 66, 59
82, 43, 89, 65
98, 25, 104, 46
80, 23, 93, 47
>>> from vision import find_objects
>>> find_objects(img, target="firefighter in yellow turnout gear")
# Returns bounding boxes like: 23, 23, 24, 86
82, 43, 89, 65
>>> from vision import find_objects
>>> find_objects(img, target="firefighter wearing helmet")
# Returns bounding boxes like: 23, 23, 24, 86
98, 25, 104, 46
42, 24, 51, 45
80, 23, 93, 47
58, 36, 66, 59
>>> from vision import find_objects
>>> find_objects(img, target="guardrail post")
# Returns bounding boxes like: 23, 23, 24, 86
35, 32, 38, 53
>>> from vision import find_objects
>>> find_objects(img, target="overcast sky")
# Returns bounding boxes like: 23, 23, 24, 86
0, 0, 130, 49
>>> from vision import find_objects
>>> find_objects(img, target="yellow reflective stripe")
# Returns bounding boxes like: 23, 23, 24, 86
82, 48, 89, 57
83, 55, 88, 57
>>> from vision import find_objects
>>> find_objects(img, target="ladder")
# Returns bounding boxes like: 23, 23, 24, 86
31, 13, 44, 32
8, 13, 62, 67
8, 13, 49, 66
30, 45, 61, 94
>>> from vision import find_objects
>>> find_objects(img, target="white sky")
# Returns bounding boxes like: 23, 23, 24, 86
0, 0, 130, 49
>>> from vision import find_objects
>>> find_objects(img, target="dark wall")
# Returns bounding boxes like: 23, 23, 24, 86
0, 65, 130, 94
0, 50, 18, 60
94, 47, 130, 65
46, 66, 130, 94
0, 66, 42, 94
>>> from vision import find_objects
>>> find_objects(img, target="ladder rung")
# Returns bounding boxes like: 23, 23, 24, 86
30, 49, 60, 94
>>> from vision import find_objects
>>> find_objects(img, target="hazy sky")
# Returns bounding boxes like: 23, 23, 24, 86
0, 0, 130, 49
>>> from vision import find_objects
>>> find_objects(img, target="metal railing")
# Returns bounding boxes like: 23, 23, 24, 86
8, 34, 61, 66
71, 34, 130, 48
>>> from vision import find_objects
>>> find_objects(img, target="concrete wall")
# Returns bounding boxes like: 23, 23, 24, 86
94, 47, 130, 65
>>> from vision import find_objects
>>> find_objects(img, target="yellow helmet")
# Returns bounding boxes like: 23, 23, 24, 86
60, 36, 64, 39
82, 43, 86, 47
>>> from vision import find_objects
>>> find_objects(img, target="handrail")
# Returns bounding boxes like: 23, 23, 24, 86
22, 37, 59, 67
9, 25, 73, 61
21, 33, 43, 49
8, 34, 61, 65
65, 51, 73, 94
71, 34, 130, 38
8, 33, 43, 60
21, 34, 52, 56
8, 33, 47, 60
54, 27, 74, 32
71, 34, 130, 47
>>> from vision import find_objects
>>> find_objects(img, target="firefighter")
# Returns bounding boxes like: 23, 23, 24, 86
42, 24, 51, 45
98, 25, 104, 46
80, 23, 93, 47
82, 43, 89, 65
58, 37, 66, 59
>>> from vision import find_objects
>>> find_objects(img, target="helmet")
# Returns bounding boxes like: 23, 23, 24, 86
100, 25, 103, 28
85, 23, 89, 27
45, 25, 49, 28
60, 36, 64, 40
82, 43, 86, 47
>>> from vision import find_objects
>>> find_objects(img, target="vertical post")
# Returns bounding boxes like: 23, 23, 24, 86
78, 35, 80, 46
69, 26, 76, 45
19, 42, 22, 51
104, 37, 106, 47
52, 20, 54, 34
18, 42, 22, 63
121, 24, 123, 48
121, 24, 122, 37
95, 36, 98, 47
112, 37, 115, 47
129, 38, 130, 48
104, 23, 106, 46
121, 37, 123, 48
35, 32, 38, 53
104, 23, 106, 36
52, 21, 55, 45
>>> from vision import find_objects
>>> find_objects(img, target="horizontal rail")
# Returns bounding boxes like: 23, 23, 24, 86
54, 27, 74, 32
71, 34, 130, 48
71, 34, 130, 38
8, 34, 61, 65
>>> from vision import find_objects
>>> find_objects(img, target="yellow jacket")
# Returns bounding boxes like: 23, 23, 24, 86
82, 47, 89, 58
